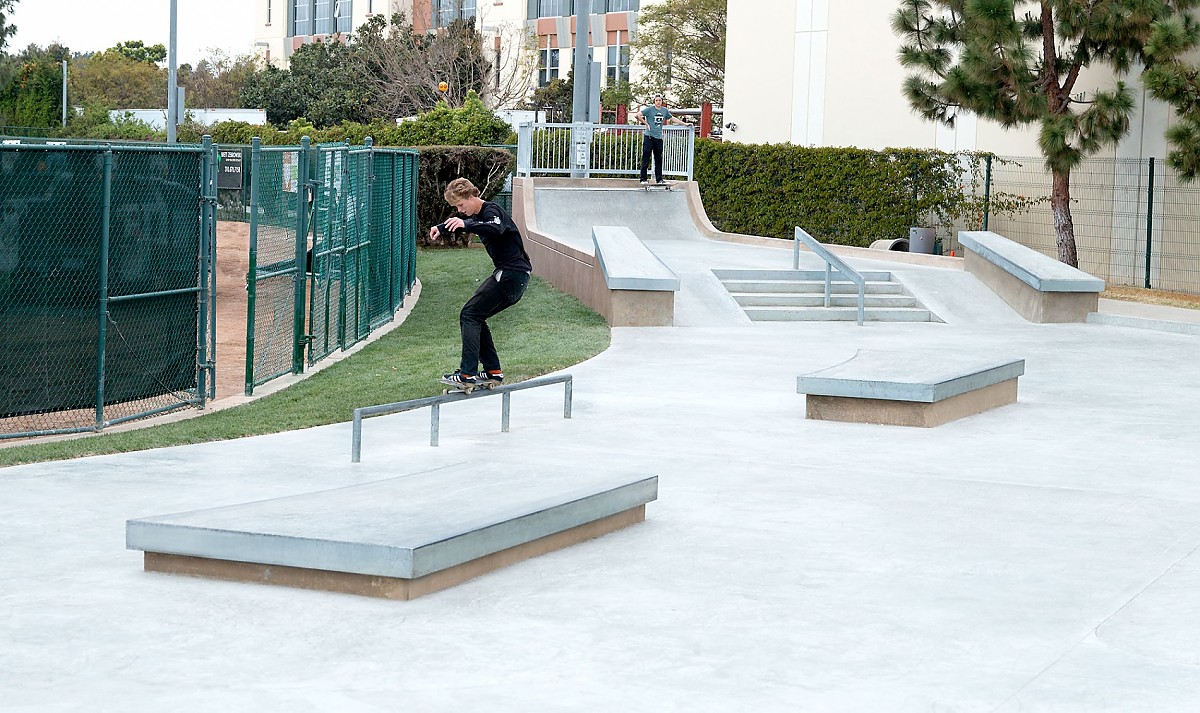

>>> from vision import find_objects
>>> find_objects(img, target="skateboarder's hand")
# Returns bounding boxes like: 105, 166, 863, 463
429, 225, 441, 242
444, 217, 466, 232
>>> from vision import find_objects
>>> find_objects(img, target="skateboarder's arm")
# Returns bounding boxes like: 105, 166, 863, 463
461, 204, 509, 239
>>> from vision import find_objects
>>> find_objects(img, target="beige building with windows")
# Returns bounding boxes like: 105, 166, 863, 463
253, 0, 659, 108
722, 0, 1175, 162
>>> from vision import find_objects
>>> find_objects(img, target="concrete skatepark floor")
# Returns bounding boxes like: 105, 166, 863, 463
3, 229, 1200, 710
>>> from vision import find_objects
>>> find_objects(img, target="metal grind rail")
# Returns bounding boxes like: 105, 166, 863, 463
351, 374, 573, 462
793, 226, 867, 326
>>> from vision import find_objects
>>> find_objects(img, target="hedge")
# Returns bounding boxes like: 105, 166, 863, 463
416, 146, 515, 247
693, 141, 992, 247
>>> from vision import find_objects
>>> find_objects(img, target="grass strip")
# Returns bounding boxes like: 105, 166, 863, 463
0, 248, 609, 468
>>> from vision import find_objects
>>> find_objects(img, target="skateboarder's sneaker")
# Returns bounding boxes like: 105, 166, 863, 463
639, 180, 648, 186
442, 370, 481, 386
479, 370, 504, 385
655, 179, 668, 185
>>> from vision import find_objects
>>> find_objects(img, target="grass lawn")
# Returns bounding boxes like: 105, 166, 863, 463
0, 248, 610, 468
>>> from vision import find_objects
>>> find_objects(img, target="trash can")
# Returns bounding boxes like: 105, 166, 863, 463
908, 227, 936, 254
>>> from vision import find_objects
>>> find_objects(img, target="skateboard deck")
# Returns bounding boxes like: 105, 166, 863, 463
642, 182, 673, 191
439, 376, 498, 395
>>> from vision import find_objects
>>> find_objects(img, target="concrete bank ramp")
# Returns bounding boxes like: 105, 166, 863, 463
533, 184, 706, 253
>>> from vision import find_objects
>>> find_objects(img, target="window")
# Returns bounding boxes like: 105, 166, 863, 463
335, 0, 352, 32
606, 37, 629, 85
314, 0, 334, 34
605, 0, 637, 11
434, 0, 477, 27
292, 0, 311, 35
291, 0, 352, 36
538, 0, 571, 18
539, 48, 560, 87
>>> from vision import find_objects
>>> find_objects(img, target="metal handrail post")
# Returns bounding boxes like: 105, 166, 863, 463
794, 226, 867, 326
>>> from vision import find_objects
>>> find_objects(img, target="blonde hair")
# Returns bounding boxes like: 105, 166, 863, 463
444, 178, 480, 203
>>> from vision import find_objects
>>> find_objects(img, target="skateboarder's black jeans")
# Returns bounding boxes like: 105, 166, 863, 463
459, 269, 530, 375
640, 136, 664, 182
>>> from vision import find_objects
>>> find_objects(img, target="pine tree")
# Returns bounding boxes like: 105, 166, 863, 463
893, 0, 1200, 267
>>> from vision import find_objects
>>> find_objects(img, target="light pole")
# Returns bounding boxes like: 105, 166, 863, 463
167, 0, 178, 142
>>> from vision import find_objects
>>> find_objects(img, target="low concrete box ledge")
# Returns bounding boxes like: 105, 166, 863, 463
798, 350, 1025, 427
959, 230, 1104, 323
127, 467, 658, 600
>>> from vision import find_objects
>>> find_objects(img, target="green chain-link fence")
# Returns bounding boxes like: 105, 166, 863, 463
0, 140, 217, 439
244, 138, 419, 394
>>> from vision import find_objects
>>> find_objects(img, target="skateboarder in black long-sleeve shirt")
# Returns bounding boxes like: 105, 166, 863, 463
429, 178, 533, 389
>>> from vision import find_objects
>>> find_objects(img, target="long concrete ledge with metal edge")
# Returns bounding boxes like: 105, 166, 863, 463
797, 350, 1025, 428
511, 177, 679, 326
126, 465, 658, 601
593, 225, 680, 325
351, 374, 572, 461
958, 230, 1105, 323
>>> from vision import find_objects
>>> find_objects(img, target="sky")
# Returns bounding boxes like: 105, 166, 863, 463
6, 0, 257, 65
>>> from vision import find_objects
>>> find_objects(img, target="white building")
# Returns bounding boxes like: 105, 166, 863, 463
253, 0, 661, 107
722, 0, 1176, 163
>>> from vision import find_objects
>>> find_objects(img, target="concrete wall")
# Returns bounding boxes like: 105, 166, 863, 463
723, 0, 1188, 163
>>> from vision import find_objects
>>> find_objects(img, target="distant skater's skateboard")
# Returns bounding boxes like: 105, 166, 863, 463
642, 182, 673, 191
439, 376, 498, 395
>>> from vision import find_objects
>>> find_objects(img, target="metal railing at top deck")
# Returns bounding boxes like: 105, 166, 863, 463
793, 227, 867, 326
351, 374, 574, 461
516, 122, 694, 180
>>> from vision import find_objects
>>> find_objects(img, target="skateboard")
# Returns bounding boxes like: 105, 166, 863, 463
642, 182, 673, 191
439, 376, 498, 395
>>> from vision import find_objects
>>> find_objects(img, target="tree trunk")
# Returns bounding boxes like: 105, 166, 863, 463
1051, 168, 1079, 267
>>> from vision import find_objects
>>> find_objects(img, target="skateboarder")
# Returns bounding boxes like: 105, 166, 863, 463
429, 178, 533, 389
636, 94, 687, 185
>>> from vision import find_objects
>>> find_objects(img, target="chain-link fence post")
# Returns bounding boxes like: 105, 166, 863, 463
245, 137, 262, 395
982, 154, 993, 232
293, 136, 311, 374
95, 147, 114, 429
1145, 157, 1155, 289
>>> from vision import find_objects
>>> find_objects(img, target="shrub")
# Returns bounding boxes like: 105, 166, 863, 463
417, 146, 515, 247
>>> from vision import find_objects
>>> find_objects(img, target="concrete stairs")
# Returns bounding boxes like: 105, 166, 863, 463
713, 269, 939, 323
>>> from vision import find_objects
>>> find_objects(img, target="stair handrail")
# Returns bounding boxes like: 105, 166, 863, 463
793, 227, 866, 325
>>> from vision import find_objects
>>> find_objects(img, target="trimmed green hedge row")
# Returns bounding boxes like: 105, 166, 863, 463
693, 141, 990, 247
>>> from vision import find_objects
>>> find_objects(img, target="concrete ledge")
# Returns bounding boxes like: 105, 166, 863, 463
797, 350, 1024, 427
593, 226, 681, 291
142, 507, 645, 601
128, 468, 658, 599
959, 231, 1103, 323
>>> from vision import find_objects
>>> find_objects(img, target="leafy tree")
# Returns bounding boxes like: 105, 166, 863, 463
110, 40, 167, 65
630, 0, 725, 106
178, 50, 256, 108
240, 38, 368, 127
893, 0, 1200, 267
524, 76, 572, 121
69, 49, 166, 108
1141, 15, 1200, 179
0, 0, 17, 54
0, 43, 69, 128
